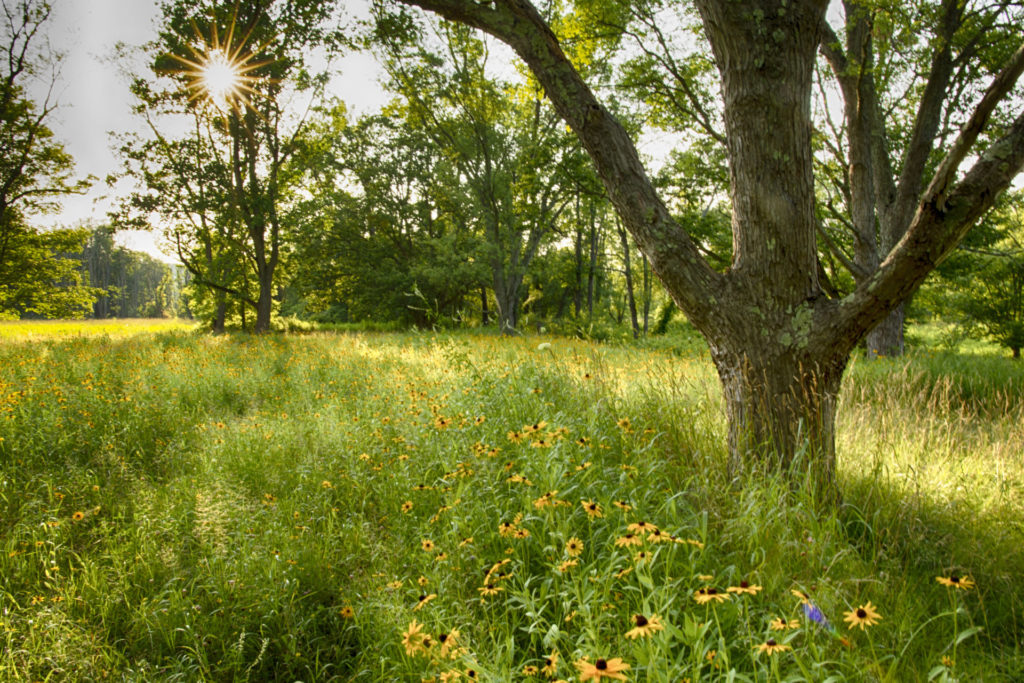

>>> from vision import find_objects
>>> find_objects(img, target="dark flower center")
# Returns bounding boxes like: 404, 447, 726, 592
951, 575, 961, 583
545, 658, 553, 666
635, 614, 649, 627
707, 587, 718, 594
766, 638, 777, 647
467, 670, 476, 678
740, 581, 749, 588
418, 595, 426, 602
856, 608, 867, 618
596, 659, 608, 670
438, 633, 448, 643
487, 583, 494, 589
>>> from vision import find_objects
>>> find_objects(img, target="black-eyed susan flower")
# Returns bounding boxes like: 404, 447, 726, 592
417, 575, 429, 587
413, 593, 437, 611
514, 528, 531, 539
478, 583, 503, 597
339, 605, 354, 619
575, 657, 630, 681
616, 418, 632, 432
581, 500, 603, 518
612, 500, 632, 511
727, 581, 763, 596
387, 580, 403, 590
541, 650, 559, 677
936, 575, 975, 590
843, 601, 882, 630
627, 521, 656, 534
754, 638, 791, 655
507, 430, 525, 443
401, 501, 414, 513
647, 528, 671, 544
459, 536, 474, 547
770, 617, 800, 631
557, 559, 578, 572
402, 619, 427, 656
633, 550, 651, 563
624, 613, 664, 639
498, 521, 517, 537
693, 587, 729, 605
524, 420, 548, 433
615, 533, 643, 547
421, 539, 435, 552
566, 537, 584, 557
523, 664, 539, 675
71, 511, 85, 522
575, 436, 591, 446
438, 628, 460, 659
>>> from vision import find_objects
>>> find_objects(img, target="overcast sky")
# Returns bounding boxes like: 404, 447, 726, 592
34, 0, 387, 261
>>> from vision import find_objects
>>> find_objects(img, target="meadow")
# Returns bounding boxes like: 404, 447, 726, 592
1, 323, 1022, 681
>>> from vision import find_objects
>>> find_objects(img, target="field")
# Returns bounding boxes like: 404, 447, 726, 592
1, 322, 1023, 681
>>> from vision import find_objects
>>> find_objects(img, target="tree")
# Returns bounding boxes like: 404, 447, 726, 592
391, 0, 1024, 494
377, 17, 583, 332
936, 191, 1024, 358
118, 0, 344, 332
0, 0, 91, 316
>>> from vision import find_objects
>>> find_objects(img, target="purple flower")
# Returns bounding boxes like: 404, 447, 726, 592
802, 601, 830, 629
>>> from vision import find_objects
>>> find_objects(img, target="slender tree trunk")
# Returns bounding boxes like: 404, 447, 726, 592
574, 191, 583, 319
255, 267, 273, 333
587, 202, 598, 319
480, 286, 489, 325
642, 252, 651, 335
212, 291, 226, 334
618, 221, 639, 338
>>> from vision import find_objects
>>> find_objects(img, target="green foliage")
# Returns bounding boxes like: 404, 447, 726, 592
2, 328, 1023, 679
0, 226, 98, 319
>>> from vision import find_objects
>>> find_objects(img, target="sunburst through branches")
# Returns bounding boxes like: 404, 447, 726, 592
170, 11, 274, 116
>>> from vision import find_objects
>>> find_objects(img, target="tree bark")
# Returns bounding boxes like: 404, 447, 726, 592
865, 304, 904, 357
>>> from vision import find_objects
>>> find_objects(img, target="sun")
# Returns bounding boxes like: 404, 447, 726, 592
169, 13, 273, 115
200, 50, 243, 109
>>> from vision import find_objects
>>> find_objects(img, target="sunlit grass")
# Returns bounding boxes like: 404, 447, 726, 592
1, 330, 1021, 680
0, 318, 196, 339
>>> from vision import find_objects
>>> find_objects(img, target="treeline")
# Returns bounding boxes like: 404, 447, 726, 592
0, 224, 189, 321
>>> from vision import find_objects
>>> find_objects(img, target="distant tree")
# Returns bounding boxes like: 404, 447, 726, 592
933, 192, 1024, 358
78, 225, 181, 318
0, 0, 91, 317
0, 226, 96, 319
117, 0, 345, 332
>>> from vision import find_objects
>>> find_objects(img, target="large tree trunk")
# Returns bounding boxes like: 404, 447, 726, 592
712, 343, 847, 493
255, 268, 273, 333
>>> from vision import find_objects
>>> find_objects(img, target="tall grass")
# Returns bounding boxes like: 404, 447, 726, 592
0, 326, 1021, 680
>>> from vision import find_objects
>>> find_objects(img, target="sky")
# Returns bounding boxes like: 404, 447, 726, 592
32, 0, 387, 262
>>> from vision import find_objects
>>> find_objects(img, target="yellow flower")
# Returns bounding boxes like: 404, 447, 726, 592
401, 501, 414, 513
770, 617, 800, 631
581, 500, 603, 518
557, 559, 578, 572
843, 601, 882, 630
575, 657, 630, 681
616, 418, 632, 432
615, 533, 643, 547
412, 593, 437, 611
339, 605, 354, 619
624, 613, 664, 639
478, 583, 503, 596
541, 650, 559, 677
438, 628, 460, 659
71, 511, 85, 522
693, 587, 730, 605
421, 539, 435, 552
754, 638, 791, 655
522, 665, 539, 675
612, 500, 632, 511
726, 581, 762, 595
627, 521, 657, 534
402, 619, 428, 656
936, 575, 975, 590
565, 537, 584, 557
524, 420, 548, 433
